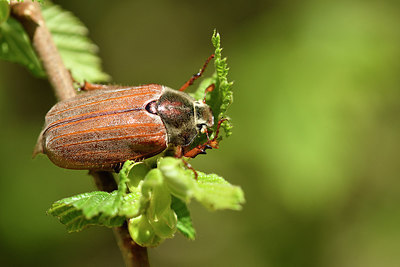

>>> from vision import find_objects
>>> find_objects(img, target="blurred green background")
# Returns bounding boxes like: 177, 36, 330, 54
1, 0, 400, 266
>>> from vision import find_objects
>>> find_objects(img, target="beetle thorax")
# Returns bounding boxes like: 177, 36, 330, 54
146, 87, 214, 147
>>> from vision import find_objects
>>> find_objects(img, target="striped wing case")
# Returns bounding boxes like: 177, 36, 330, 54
38, 84, 168, 170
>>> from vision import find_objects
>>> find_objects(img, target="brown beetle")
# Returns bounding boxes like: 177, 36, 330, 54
34, 55, 224, 171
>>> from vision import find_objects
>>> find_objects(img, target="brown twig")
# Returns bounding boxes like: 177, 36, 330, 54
89, 171, 150, 267
10, 1, 75, 101
10, 2, 149, 266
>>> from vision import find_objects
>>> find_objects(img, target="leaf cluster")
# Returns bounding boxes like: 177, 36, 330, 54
49, 159, 244, 247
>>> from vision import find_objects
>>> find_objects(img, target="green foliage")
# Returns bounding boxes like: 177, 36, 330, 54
0, 1, 9, 25
48, 162, 142, 232
49, 157, 244, 246
0, 2, 109, 82
210, 30, 234, 137
158, 157, 197, 202
0, 18, 45, 76
48, 192, 127, 232
159, 157, 244, 211
42, 4, 110, 82
195, 172, 244, 210
129, 168, 177, 247
171, 196, 195, 240
190, 30, 233, 147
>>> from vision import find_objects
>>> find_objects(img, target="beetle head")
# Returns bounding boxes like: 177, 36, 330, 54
194, 100, 214, 133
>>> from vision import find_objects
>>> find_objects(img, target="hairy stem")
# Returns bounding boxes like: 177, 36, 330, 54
10, 2, 149, 267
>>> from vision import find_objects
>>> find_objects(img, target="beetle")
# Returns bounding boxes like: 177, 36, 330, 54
33, 55, 225, 172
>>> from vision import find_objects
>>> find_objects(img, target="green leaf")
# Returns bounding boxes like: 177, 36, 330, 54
139, 169, 177, 241
115, 160, 135, 206
48, 162, 140, 232
0, 1, 9, 25
195, 172, 245, 211
119, 192, 142, 218
0, 3, 109, 81
158, 157, 245, 211
158, 157, 197, 202
128, 215, 162, 247
48, 191, 126, 232
171, 196, 196, 240
0, 18, 45, 76
48, 156, 244, 239
42, 4, 110, 83
128, 169, 178, 247
210, 30, 234, 138
141, 169, 168, 215
188, 30, 233, 150
128, 162, 151, 188
190, 76, 215, 102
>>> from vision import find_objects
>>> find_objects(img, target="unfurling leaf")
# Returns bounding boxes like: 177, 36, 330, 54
171, 196, 196, 240
158, 157, 197, 202
210, 30, 234, 138
128, 215, 162, 247
129, 169, 177, 247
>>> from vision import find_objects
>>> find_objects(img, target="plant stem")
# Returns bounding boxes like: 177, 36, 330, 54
10, 2, 149, 266
90, 171, 150, 267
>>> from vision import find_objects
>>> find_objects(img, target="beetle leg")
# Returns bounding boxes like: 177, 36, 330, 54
183, 145, 210, 158
174, 146, 198, 179
183, 118, 227, 158
179, 54, 215, 92
174, 145, 184, 158
182, 159, 198, 180
80, 81, 111, 91
113, 162, 123, 173
212, 118, 228, 141
80, 82, 136, 91
67, 69, 82, 88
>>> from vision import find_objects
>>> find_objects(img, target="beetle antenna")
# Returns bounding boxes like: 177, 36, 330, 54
204, 127, 210, 140
179, 54, 215, 92
213, 118, 228, 140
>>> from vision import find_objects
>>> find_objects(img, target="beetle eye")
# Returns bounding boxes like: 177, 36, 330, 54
200, 124, 207, 134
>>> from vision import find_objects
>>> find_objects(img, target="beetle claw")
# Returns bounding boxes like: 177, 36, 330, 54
113, 163, 123, 173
